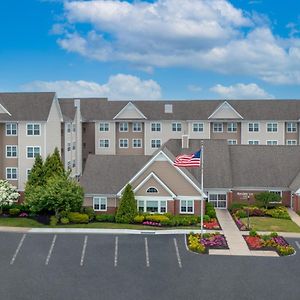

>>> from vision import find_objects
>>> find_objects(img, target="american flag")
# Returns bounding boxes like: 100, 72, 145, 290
173, 150, 201, 167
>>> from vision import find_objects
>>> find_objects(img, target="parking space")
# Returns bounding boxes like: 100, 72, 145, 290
1, 233, 300, 300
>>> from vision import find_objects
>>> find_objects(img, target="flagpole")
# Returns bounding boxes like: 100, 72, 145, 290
200, 140, 204, 236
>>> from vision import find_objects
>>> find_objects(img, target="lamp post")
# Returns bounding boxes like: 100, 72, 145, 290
247, 193, 250, 230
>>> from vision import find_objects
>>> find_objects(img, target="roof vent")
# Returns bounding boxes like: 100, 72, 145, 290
74, 99, 80, 109
164, 104, 173, 113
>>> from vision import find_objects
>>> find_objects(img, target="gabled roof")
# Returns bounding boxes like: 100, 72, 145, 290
208, 101, 243, 119
113, 102, 147, 120
0, 92, 56, 121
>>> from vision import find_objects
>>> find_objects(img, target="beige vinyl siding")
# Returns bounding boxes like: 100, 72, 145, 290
95, 121, 116, 155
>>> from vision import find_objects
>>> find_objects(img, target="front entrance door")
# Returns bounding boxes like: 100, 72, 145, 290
208, 193, 227, 209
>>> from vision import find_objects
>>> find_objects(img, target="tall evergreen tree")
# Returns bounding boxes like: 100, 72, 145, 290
115, 184, 137, 223
43, 147, 65, 180
26, 155, 44, 186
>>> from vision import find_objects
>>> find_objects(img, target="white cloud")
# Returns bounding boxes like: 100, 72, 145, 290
21, 74, 162, 100
210, 83, 274, 99
54, 0, 300, 85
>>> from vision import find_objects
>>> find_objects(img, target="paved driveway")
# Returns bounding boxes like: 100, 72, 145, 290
0, 232, 300, 300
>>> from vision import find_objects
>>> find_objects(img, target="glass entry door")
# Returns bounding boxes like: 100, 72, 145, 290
208, 193, 227, 209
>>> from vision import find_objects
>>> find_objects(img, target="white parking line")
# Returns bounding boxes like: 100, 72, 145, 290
10, 234, 26, 265
80, 235, 88, 266
45, 235, 57, 265
295, 241, 300, 250
145, 237, 150, 267
174, 238, 182, 268
114, 236, 118, 267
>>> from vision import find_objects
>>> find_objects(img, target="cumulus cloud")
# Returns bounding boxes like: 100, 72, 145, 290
210, 83, 274, 99
21, 74, 162, 100
53, 0, 300, 85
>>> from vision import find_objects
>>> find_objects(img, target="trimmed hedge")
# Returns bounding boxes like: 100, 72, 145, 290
9, 208, 20, 216
68, 212, 89, 224
95, 214, 115, 223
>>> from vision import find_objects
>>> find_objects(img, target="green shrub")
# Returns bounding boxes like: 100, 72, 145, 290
68, 212, 89, 224
203, 214, 211, 222
9, 208, 20, 216
255, 192, 281, 209
276, 245, 295, 256
249, 229, 258, 237
205, 202, 216, 218
82, 207, 95, 221
60, 217, 69, 224
95, 214, 115, 223
134, 215, 145, 223
235, 209, 247, 219
270, 232, 278, 238
50, 216, 58, 226
265, 207, 290, 219
229, 202, 246, 213
59, 210, 68, 218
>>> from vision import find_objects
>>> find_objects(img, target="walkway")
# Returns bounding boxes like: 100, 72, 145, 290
288, 208, 300, 227
215, 209, 251, 256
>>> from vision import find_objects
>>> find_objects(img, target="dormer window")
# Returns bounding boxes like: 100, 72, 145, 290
147, 187, 158, 193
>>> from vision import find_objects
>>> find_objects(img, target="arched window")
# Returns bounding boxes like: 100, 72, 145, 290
146, 187, 158, 193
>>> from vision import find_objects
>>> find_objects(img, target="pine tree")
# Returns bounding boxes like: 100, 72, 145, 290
26, 155, 44, 186
115, 184, 137, 223
43, 147, 65, 180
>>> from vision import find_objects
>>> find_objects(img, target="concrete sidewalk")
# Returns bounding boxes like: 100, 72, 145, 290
288, 208, 300, 227
216, 209, 251, 256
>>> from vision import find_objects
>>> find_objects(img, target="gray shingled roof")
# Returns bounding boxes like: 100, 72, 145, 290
59, 98, 300, 121
163, 139, 232, 189
229, 145, 300, 188
0, 92, 55, 121
80, 155, 151, 195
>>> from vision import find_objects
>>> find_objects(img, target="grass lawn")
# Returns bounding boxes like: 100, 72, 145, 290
240, 217, 300, 233
0, 217, 200, 230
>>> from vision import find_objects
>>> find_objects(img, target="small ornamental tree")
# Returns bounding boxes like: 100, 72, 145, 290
255, 192, 281, 209
0, 180, 19, 206
26, 175, 84, 217
43, 147, 66, 180
115, 184, 137, 223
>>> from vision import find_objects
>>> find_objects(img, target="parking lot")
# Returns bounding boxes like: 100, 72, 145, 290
1, 232, 300, 300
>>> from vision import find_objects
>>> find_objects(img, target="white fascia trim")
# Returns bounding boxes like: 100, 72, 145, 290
135, 196, 171, 201
113, 101, 147, 120
208, 101, 243, 120
133, 172, 176, 197
85, 193, 117, 198
117, 150, 206, 198
231, 187, 290, 191
0, 103, 12, 116
176, 196, 204, 200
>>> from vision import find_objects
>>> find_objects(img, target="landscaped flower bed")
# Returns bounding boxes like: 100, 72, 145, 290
203, 218, 221, 230
187, 233, 228, 254
243, 231, 295, 256
230, 204, 291, 231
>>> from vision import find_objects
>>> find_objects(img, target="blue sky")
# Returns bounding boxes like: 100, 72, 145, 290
0, 0, 300, 100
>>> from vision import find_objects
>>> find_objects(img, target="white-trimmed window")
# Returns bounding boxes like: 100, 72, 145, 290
72, 142, 76, 150
151, 122, 161, 132
67, 142, 71, 151
132, 139, 142, 148
146, 187, 158, 193
93, 197, 107, 211
227, 122, 237, 132
119, 122, 128, 132
26, 169, 31, 180
228, 139, 237, 145
6, 168, 17, 180
286, 140, 297, 145
27, 146, 40, 158
172, 122, 182, 132
192, 123, 204, 132
6, 145, 17, 158
287, 122, 297, 133
27, 123, 40, 136
138, 200, 167, 214
6, 123, 17, 136
119, 139, 128, 148
267, 122, 278, 132
213, 122, 223, 133
151, 139, 161, 148
72, 160, 76, 168
67, 123, 71, 133
267, 140, 278, 145
132, 122, 142, 132
248, 140, 259, 145
99, 139, 109, 148
99, 122, 109, 132
208, 193, 227, 208
180, 200, 194, 213
269, 190, 282, 203
73, 124, 76, 132
248, 123, 259, 132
